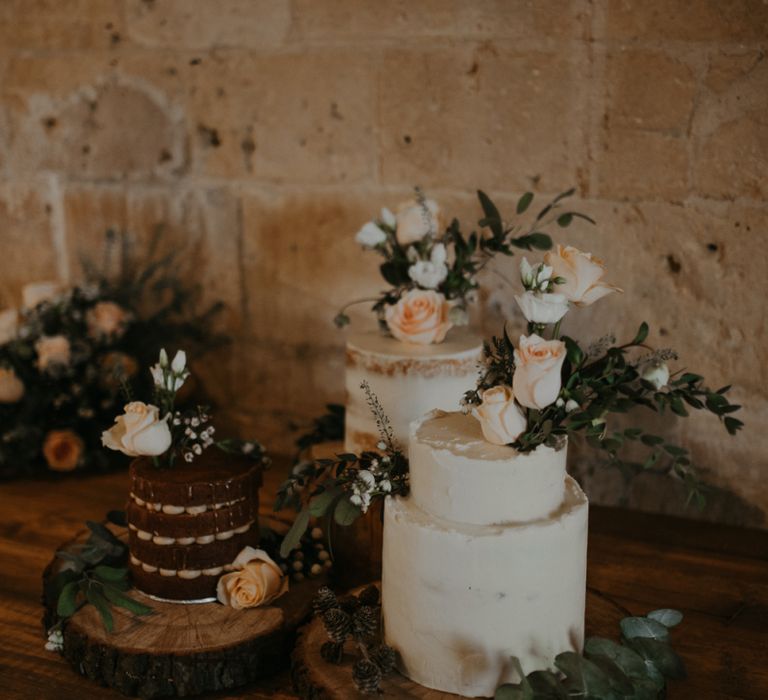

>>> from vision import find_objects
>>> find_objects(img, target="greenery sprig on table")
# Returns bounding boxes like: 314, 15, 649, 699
336, 187, 592, 334
495, 609, 686, 700
276, 383, 408, 558
45, 511, 152, 643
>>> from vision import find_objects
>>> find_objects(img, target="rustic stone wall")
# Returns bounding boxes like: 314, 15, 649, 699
0, 1, 765, 526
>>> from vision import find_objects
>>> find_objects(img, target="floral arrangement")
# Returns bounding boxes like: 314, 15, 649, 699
465, 245, 744, 504
0, 231, 224, 479
495, 608, 686, 699
335, 188, 594, 344
314, 584, 396, 695
276, 383, 408, 558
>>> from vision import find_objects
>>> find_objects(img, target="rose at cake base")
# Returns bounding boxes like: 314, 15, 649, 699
344, 329, 483, 453
127, 448, 263, 603
381, 410, 588, 698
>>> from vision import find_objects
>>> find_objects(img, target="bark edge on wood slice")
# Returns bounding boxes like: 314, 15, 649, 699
290, 582, 624, 700
42, 528, 324, 699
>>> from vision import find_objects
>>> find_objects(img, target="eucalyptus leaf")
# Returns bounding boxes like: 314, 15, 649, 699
86, 585, 114, 633
57, 581, 80, 618
626, 637, 687, 680
554, 651, 616, 697
494, 684, 532, 700
309, 488, 340, 517
334, 498, 362, 526
92, 565, 129, 582
647, 609, 683, 628
526, 671, 568, 698
584, 637, 648, 680
620, 616, 670, 642
279, 507, 310, 558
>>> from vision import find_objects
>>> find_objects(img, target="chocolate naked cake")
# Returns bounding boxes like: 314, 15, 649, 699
127, 448, 262, 602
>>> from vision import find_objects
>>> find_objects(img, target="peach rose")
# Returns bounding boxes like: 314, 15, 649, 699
384, 289, 453, 345
35, 335, 71, 371
43, 430, 84, 472
0, 309, 18, 345
395, 197, 441, 245
512, 334, 566, 409
101, 401, 172, 457
217, 547, 288, 610
472, 385, 527, 445
86, 301, 129, 339
544, 245, 622, 306
0, 367, 24, 403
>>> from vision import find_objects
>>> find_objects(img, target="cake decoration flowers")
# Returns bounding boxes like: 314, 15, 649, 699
216, 547, 288, 609
335, 187, 594, 345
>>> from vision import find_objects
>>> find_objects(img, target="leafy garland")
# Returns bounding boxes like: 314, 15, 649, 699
335, 188, 593, 329
495, 609, 686, 700
464, 322, 743, 506
276, 383, 408, 558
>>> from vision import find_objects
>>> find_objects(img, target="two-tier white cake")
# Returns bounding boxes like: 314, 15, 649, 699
344, 329, 483, 453
382, 410, 588, 697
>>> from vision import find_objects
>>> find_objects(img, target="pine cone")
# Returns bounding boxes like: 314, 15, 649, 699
352, 605, 379, 640
320, 641, 344, 664
357, 584, 380, 607
352, 659, 382, 695
337, 594, 360, 614
313, 586, 338, 615
322, 608, 351, 643
370, 644, 396, 675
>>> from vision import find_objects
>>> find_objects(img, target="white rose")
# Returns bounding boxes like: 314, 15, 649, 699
22, 281, 61, 309
384, 289, 453, 345
0, 367, 24, 403
355, 221, 387, 248
408, 260, 448, 289
472, 385, 527, 445
35, 335, 71, 371
544, 245, 622, 306
395, 198, 441, 245
642, 362, 670, 390
101, 401, 172, 457
380, 207, 396, 228
514, 291, 570, 325
0, 309, 18, 345
512, 334, 567, 409
217, 546, 288, 609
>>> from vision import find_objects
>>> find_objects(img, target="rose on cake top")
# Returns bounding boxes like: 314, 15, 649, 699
464, 245, 743, 507
335, 187, 594, 345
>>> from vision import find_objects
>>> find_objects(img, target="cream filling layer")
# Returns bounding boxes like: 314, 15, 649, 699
129, 520, 253, 545
130, 554, 229, 578
130, 493, 247, 514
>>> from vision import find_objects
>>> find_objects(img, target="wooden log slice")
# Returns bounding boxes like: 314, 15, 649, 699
291, 583, 624, 700
43, 528, 324, 698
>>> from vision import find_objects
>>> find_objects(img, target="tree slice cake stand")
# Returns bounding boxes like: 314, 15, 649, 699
291, 583, 622, 699
42, 528, 325, 698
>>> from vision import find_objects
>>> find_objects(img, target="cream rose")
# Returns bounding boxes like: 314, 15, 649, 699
0, 367, 24, 403
0, 309, 18, 345
544, 245, 622, 306
512, 334, 567, 409
217, 547, 288, 610
384, 289, 453, 345
395, 198, 441, 245
86, 301, 129, 339
22, 281, 61, 309
35, 335, 71, 371
101, 401, 172, 457
472, 385, 527, 445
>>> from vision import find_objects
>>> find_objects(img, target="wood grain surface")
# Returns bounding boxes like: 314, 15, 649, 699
0, 460, 766, 699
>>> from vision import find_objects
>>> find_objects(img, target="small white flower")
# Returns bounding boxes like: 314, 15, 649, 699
430, 243, 447, 266
406, 245, 419, 263
150, 364, 165, 388
242, 441, 254, 454
158, 348, 169, 368
565, 399, 580, 413
45, 629, 63, 653
448, 305, 469, 326
520, 258, 535, 287
380, 207, 396, 229
514, 291, 570, 325
556, 398, 565, 408
380, 479, 392, 493
184, 452, 194, 462
642, 362, 670, 390
357, 469, 376, 489
173, 376, 186, 391
377, 441, 387, 450
355, 221, 387, 248
349, 493, 363, 507
171, 350, 186, 373
193, 444, 202, 455
190, 417, 200, 428
408, 260, 448, 289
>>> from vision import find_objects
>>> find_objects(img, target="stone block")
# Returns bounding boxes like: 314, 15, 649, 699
0, 0, 124, 50
605, 49, 696, 132
0, 180, 60, 308
605, 0, 768, 42
379, 45, 588, 192
126, 0, 291, 49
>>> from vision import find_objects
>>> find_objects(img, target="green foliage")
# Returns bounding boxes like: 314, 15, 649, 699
48, 512, 152, 635
495, 610, 686, 700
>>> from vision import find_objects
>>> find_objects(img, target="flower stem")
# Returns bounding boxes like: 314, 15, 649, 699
552, 319, 562, 340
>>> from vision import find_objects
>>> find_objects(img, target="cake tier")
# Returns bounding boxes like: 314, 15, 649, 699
410, 410, 567, 525
126, 450, 262, 602
382, 476, 588, 698
344, 328, 482, 453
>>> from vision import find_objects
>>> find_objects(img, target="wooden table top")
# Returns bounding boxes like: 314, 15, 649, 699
1, 464, 766, 700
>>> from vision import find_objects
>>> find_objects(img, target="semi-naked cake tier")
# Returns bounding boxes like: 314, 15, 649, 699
382, 411, 588, 697
127, 449, 262, 602
344, 329, 483, 453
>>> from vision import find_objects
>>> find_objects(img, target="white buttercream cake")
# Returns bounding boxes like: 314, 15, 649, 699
382, 410, 588, 697
344, 329, 483, 453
